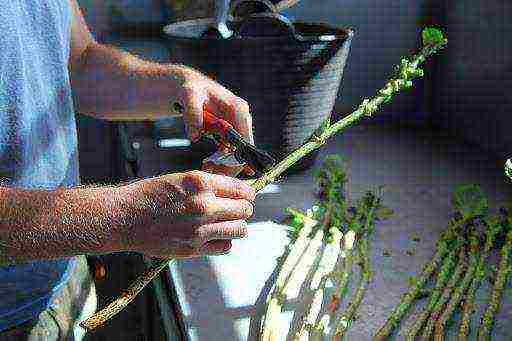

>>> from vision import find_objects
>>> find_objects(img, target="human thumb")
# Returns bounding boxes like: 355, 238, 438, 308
181, 89, 207, 142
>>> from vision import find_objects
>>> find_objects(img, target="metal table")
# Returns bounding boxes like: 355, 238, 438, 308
143, 121, 512, 340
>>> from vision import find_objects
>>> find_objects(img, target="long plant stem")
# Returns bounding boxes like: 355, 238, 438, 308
277, 217, 321, 297
458, 220, 502, 340
421, 247, 467, 340
434, 228, 481, 341
78, 257, 172, 331
476, 230, 512, 341
332, 237, 370, 340
294, 287, 325, 341
328, 233, 356, 319
372, 219, 465, 341
327, 203, 366, 319
433, 259, 475, 341
321, 205, 365, 331
338, 247, 354, 303
80, 34, 447, 332
405, 245, 461, 341
261, 217, 318, 340
262, 298, 282, 341
332, 194, 379, 340
282, 229, 325, 300
249, 38, 446, 192
458, 263, 484, 340
265, 209, 330, 340
294, 228, 342, 341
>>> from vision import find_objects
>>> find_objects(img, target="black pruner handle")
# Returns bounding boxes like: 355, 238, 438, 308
226, 130, 276, 175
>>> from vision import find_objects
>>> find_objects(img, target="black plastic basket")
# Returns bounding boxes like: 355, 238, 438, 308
163, 5, 354, 172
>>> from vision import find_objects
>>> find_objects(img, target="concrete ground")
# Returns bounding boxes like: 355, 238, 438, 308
133, 119, 512, 340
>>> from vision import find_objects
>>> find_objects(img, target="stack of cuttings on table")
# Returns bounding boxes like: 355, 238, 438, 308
258, 156, 512, 341
258, 155, 394, 341
374, 185, 512, 341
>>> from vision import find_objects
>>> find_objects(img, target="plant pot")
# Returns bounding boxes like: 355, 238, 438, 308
163, 6, 354, 173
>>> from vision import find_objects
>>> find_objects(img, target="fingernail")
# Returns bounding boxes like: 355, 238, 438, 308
243, 185, 256, 201
212, 249, 230, 256
203, 247, 230, 256
240, 221, 248, 238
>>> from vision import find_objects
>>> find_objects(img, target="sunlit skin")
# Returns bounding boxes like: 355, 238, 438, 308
0, 0, 257, 266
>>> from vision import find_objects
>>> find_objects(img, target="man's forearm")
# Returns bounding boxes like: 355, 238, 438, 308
0, 184, 128, 265
71, 42, 187, 121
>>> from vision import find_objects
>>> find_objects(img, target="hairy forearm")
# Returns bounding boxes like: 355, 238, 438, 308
71, 42, 187, 121
0, 184, 128, 265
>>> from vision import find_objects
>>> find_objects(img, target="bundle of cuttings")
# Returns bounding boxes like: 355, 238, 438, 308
373, 184, 512, 341
259, 155, 393, 340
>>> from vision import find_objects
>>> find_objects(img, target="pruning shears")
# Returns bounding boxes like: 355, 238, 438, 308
170, 100, 276, 176
202, 109, 276, 176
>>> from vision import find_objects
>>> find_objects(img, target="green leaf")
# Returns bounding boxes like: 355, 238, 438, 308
421, 27, 445, 46
452, 184, 488, 220
290, 216, 303, 228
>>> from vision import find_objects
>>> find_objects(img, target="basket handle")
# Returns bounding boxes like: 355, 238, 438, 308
236, 12, 298, 38
230, 0, 277, 17
230, 0, 302, 17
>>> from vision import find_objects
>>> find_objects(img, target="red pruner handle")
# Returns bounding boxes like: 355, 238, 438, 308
202, 109, 233, 137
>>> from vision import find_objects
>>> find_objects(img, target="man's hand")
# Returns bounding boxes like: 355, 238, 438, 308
69, 1, 253, 145
171, 65, 256, 177
118, 170, 255, 258
169, 64, 254, 144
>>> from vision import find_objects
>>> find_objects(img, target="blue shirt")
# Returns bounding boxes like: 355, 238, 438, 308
0, 0, 80, 330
